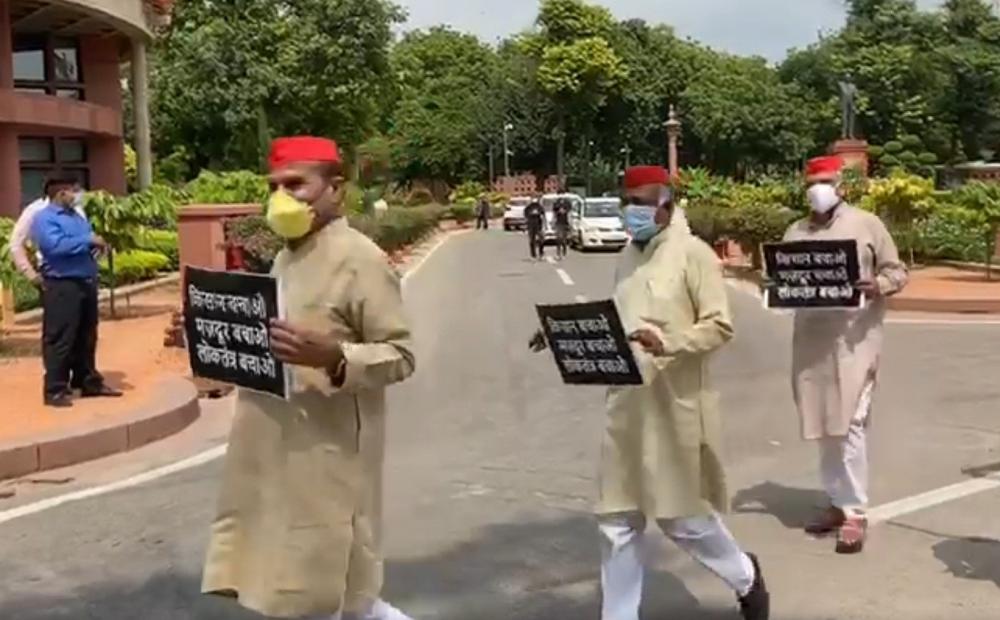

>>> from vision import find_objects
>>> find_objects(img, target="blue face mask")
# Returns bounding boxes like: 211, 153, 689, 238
624, 205, 659, 242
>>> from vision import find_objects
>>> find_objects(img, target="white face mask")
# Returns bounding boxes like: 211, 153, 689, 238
807, 183, 841, 214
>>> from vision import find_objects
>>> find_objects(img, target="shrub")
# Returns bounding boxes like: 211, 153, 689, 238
725, 201, 797, 269
227, 206, 445, 273
920, 204, 990, 263
138, 229, 179, 269
449, 202, 475, 224
351, 205, 444, 253
451, 181, 487, 204
686, 202, 727, 246
100, 250, 170, 287
224, 216, 284, 274
10, 273, 40, 312
186, 170, 269, 205
405, 188, 435, 206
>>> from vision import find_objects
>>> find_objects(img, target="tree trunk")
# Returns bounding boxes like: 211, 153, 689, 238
108, 249, 118, 319
256, 104, 270, 172
555, 114, 566, 188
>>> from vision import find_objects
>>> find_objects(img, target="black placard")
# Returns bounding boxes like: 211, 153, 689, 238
763, 239, 862, 309
183, 267, 289, 398
537, 300, 643, 386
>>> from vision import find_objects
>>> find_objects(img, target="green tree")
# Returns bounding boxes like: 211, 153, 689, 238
84, 188, 177, 317
151, 0, 403, 173
388, 27, 501, 185
521, 0, 627, 179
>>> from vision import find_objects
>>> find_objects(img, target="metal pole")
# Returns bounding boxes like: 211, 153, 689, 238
488, 144, 495, 187
503, 124, 512, 178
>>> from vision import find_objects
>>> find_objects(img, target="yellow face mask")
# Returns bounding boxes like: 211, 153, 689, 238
266, 189, 315, 240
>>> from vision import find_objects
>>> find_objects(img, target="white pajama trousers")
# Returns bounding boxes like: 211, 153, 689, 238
599, 512, 755, 620
817, 380, 874, 517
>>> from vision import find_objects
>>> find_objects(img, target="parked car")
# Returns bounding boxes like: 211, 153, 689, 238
540, 193, 584, 244
503, 197, 532, 231
571, 197, 628, 251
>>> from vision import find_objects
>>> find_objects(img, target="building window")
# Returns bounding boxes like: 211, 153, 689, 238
18, 137, 90, 206
13, 35, 84, 100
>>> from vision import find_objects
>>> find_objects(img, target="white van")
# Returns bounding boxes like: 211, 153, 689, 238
571, 197, 628, 250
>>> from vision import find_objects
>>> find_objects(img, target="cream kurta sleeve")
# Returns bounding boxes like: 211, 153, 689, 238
869, 216, 908, 296
335, 257, 416, 392
660, 242, 734, 358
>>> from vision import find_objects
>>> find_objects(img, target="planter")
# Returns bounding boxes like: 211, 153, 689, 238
149, 0, 175, 14
177, 204, 261, 273
225, 245, 247, 271
713, 240, 729, 259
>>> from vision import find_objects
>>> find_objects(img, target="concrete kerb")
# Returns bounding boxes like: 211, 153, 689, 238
0, 375, 200, 481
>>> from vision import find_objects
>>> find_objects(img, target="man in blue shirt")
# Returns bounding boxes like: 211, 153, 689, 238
32, 177, 121, 407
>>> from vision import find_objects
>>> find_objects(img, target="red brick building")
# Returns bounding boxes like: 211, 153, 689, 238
0, 0, 165, 218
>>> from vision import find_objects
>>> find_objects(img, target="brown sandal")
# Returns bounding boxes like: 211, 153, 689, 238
836, 516, 868, 554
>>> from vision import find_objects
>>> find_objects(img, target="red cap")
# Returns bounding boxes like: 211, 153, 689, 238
623, 165, 670, 189
805, 156, 843, 179
268, 136, 341, 171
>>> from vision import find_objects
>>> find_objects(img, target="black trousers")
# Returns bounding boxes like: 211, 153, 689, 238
476, 214, 489, 229
555, 225, 570, 257
42, 278, 102, 398
528, 228, 545, 258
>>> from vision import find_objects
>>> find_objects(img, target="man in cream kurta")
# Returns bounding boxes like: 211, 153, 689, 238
168, 137, 415, 620
597, 166, 769, 620
784, 155, 907, 554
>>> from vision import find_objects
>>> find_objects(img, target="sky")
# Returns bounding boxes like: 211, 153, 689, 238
397, 0, 948, 62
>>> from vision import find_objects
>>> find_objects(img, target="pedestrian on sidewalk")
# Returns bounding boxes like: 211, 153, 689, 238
534, 165, 769, 620
9, 180, 85, 287
166, 136, 416, 620
784, 155, 908, 554
32, 177, 120, 407
524, 193, 546, 260
475, 195, 491, 230
553, 197, 571, 259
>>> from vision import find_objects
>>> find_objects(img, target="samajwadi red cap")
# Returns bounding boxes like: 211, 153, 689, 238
268, 136, 341, 172
805, 156, 843, 179
623, 165, 670, 189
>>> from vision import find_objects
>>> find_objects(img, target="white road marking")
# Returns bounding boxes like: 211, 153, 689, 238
869, 472, 1000, 525
545, 256, 556, 265
0, 445, 228, 525
575, 294, 588, 303
556, 268, 574, 286
886, 318, 1000, 326
0, 229, 459, 526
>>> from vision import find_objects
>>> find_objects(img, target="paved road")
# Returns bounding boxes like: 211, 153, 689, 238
2, 230, 1000, 620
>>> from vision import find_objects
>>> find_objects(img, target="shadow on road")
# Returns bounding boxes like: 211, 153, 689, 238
1, 513, 820, 619
933, 537, 1000, 590
732, 481, 826, 530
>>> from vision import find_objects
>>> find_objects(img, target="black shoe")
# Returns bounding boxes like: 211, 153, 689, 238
738, 553, 769, 620
44, 394, 74, 408
80, 385, 123, 398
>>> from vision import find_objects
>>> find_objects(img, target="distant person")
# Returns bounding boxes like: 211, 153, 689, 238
535, 165, 769, 620
553, 197, 572, 259
524, 194, 546, 260
10, 180, 84, 286
32, 177, 120, 408
166, 136, 416, 620
783, 156, 907, 554
476, 196, 491, 230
